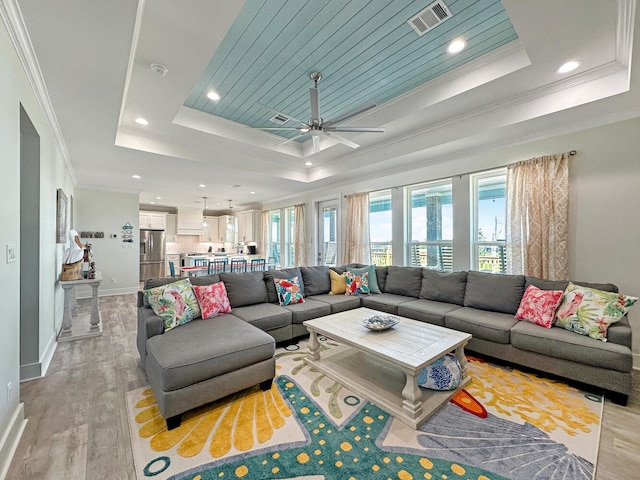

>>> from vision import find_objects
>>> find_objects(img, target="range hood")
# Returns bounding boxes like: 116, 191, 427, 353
177, 208, 205, 236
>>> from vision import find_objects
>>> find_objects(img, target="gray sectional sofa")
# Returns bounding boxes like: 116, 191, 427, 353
137, 265, 633, 425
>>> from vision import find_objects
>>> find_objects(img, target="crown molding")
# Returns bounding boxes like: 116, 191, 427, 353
0, 0, 76, 183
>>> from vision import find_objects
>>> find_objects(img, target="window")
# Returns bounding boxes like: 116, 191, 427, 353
268, 210, 280, 267
268, 207, 296, 268
283, 207, 295, 267
369, 189, 392, 265
472, 171, 507, 273
407, 180, 453, 271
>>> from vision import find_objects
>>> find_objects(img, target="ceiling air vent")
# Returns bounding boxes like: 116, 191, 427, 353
269, 113, 290, 125
408, 1, 452, 36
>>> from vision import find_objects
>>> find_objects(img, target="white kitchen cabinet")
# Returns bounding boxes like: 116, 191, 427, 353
165, 214, 177, 241
203, 216, 219, 242
236, 210, 261, 243
177, 208, 204, 235
217, 215, 234, 243
139, 211, 167, 230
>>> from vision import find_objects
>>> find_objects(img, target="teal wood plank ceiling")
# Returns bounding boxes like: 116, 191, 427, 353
184, 0, 518, 140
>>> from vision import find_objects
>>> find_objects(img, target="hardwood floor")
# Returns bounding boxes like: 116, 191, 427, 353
6, 294, 640, 479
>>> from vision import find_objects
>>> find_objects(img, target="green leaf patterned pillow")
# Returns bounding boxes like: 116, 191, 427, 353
555, 282, 637, 341
144, 279, 201, 331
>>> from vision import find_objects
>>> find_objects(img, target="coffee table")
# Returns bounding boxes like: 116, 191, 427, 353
303, 307, 471, 429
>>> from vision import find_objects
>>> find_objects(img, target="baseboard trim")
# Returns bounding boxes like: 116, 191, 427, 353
40, 334, 57, 377
19, 333, 58, 382
0, 403, 27, 480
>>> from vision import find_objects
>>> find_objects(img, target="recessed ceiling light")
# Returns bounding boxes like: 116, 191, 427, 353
216, 202, 221, 205
557, 60, 581, 74
447, 38, 466, 54
149, 201, 155, 204
198, 184, 206, 188
206, 90, 221, 101
135, 117, 149, 126
156, 196, 162, 200
250, 191, 255, 194
132, 174, 141, 179
305, 161, 313, 166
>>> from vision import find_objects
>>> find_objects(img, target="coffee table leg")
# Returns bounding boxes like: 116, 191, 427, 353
401, 370, 423, 418
455, 345, 469, 381
307, 329, 320, 361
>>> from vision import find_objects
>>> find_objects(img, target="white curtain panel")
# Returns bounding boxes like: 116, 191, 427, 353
293, 204, 307, 267
506, 152, 569, 280
342, 192, 371, 265
260, 210, 270, 260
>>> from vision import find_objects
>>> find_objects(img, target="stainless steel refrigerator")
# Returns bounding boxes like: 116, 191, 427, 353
140, 229, 166, 281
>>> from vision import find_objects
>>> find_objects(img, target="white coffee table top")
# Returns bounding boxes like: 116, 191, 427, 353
303, 307, 471, 372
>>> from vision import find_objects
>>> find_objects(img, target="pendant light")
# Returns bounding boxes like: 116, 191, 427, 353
227, 199, 235, 231
202, 197, 209, 229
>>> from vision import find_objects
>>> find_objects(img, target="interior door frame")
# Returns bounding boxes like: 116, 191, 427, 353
316, 199, 340, 266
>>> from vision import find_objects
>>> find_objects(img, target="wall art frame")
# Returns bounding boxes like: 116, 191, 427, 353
56, 188, 68, 243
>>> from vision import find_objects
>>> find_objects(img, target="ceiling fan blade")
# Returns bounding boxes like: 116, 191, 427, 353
254, 127, 307, 130
324, 102, 377, 127
255, 102, 307, 126
312, 134, 320, 154
325, 126, 385, 133
322, 130, 360, 149
309, 88, 320, 124
277, 131, 308, 147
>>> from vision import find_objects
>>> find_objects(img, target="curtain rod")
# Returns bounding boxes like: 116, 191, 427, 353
343, 150, 577, 197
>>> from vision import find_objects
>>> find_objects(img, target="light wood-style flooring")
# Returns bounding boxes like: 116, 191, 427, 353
6, 294, 640, 479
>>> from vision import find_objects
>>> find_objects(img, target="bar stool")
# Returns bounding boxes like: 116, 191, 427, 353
193, 259, 208, 267
168, 261, 176, 278
250, 258, 266, 271
208, 258, 227, 274
230, 258, 247, 273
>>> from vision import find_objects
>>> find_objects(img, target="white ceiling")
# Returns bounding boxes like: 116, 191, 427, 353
13, 0, 640, 213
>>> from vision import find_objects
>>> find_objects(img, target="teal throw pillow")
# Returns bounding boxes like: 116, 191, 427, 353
349, 265, 381, 294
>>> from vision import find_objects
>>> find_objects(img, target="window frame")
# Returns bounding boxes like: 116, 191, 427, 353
405, 179, 453, 271
471, 169, 507, 274
369, 189, 393, 266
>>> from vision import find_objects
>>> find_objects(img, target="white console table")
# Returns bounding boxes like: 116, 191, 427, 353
59, 272, 103, 341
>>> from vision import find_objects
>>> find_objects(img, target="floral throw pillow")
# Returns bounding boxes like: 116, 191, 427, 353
345, 271, 370, 296
144, 279, 201, 332
192, 282, 231, 319
416, 354, 462, 391
274, 276, 305, 306
515, 285, 563, 328
555, 282, 638, 341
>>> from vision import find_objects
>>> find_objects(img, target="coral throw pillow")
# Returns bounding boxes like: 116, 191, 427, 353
144, 279, 201, 332
345, 271, 370, 296
515, 285, 563, 328
555, 282, 637, 341
329, 269, 346, 295
192, 282, 232, 319
274, 276, 305, 306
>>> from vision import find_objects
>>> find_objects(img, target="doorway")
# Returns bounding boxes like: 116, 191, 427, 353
317, 200, 339, 266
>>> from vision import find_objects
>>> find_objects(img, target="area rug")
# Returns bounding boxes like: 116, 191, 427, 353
126, 337, 603, 480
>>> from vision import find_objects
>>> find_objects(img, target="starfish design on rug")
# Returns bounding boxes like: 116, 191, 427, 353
170, 376, 506, 480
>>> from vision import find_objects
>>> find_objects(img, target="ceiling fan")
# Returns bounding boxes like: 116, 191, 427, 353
255, 72, 384, 154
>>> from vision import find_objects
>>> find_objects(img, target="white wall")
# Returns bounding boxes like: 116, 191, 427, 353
263, 117, 640, 366
74, 188, 140, 298
0, 11, 74, 475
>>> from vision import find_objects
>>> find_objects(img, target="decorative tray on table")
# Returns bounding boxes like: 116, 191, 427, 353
361, 315, 400, 331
